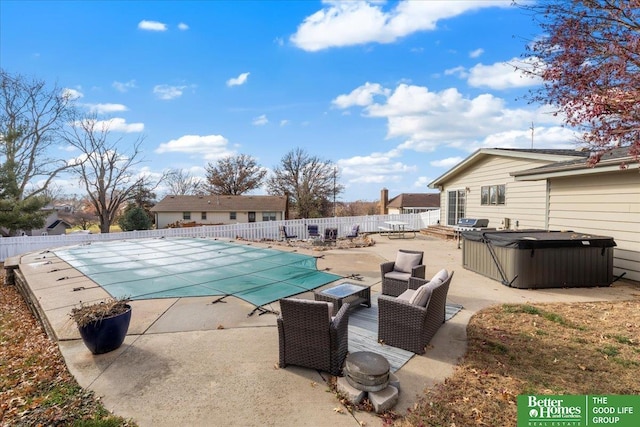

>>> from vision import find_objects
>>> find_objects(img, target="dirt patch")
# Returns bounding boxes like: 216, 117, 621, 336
242, 234, 377, 251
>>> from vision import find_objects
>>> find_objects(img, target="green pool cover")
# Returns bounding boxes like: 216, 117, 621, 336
54, 238, 341, 309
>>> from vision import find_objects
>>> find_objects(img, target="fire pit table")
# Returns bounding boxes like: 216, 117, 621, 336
314, 282, 371, 316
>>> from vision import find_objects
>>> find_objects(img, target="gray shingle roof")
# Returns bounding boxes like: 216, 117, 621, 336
512, 146, 637, 177
387, 193, 440, 208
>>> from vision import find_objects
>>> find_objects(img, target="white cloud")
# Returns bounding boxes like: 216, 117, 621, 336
337, 81, 578, 154
96, 118, 144, 133
138, 20, 167, 31
413, 176, 433, 188
153, 84, 188, 100
469, 48, 484, 58
280, 119, 289, 126
467, 56, 542, 90
472, 126, 577, 151
226, 72, 250, 87
62, 88, 83, 100
59, 145, 78, 152
178, 22, 189, 30
291, 0, 510, 51
112, 80, 137, 93
252, 114, 268, 126
155, 134, 234, 160
332, 82, 390, 109
430, 157, 463, 168
71, 117, 143, 133
86, 103, 128, 114
337, 150, 416, 184
444, 66, 467, 78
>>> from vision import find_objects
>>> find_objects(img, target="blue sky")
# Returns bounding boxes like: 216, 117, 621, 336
1, 0, 578, 202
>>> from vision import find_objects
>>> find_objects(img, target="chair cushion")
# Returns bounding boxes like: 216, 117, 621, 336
397, 289, 414, 302
394, 252, 422, 273
409, 280, 440, 306
327, 302, 334, 320
431, 268, 449, 284
385, 270, 411, 281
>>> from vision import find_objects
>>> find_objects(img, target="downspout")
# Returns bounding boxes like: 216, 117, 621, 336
545, 180, 550, 230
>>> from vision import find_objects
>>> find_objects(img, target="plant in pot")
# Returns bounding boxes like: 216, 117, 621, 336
70, 297, 132, 355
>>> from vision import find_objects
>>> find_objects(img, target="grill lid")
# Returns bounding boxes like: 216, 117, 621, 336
457, 218, 489, 228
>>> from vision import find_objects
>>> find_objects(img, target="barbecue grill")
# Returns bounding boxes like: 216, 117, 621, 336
454, 218, 489, 230
453, 218, 491, 248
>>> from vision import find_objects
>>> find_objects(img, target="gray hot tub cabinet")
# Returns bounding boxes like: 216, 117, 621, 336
461, 230, 616, 289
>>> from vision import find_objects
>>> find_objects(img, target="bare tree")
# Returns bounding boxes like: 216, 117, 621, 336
0, 69, 76, 200
165, 168, 205, 195
337, 200, 378, 217
57, 196, 99, 230
205, 154, 267, 195
266, 148, 343, 218
64, 115, 159, 233
1, 70, 75, 234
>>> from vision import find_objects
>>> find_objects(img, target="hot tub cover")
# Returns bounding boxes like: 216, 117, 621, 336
461, 229, 616, 250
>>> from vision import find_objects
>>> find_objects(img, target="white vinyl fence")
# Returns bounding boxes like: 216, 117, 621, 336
0, 211, 440, 262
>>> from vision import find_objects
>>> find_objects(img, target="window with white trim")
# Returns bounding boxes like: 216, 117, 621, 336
481, 185, 505, 205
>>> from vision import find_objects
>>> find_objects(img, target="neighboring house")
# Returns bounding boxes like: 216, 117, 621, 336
379, 188, 440, 214
28, 207, 72, 236
151, 194, 288, 229
428, 147, 640, 282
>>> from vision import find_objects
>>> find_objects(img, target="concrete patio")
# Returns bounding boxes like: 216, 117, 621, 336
10, 234, 639, 426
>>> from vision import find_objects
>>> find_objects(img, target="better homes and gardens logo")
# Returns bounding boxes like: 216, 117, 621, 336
518, 395, 640, 427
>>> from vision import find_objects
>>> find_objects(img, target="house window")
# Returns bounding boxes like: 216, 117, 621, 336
446, 190, 465, 226
481, 185, 506, 205
229, 212, 236, 220
183, 212, 191, 220
262, 212, 277, 221
201, 212, 207, 220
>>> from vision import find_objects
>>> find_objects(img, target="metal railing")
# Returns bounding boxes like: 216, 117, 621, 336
0, 210, 440, 262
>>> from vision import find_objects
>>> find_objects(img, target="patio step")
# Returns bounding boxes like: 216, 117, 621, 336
420, 225, 456, 240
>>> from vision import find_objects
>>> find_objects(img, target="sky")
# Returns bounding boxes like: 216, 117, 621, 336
0, 0, 580, 203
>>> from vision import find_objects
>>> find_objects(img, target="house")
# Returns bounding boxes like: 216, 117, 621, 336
151, 194, 288, 229
428, 147, 640, 282
379, 189, 440, 214
27, 206, 72, 236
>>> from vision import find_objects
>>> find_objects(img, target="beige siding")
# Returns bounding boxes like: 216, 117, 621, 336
547, 170, 640, 281
155, 210, 283, 229
439, 156, 551, 229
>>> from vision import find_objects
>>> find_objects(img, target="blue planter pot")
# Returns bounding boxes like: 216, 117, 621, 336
78, 305, 132, 354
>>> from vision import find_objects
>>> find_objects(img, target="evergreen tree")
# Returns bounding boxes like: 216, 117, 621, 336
118, 205, 152, 231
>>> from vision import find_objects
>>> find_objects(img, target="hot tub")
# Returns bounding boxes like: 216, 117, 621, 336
461, 230, 616, 289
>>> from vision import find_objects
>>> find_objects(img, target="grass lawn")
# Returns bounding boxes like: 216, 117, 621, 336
67, 225, 123, 234
398, 299, 640, 426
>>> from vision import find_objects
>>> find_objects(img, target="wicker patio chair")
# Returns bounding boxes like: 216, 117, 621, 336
277, 298, 350, 376
377, 271, 454, 354
380, 249, 426, 296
